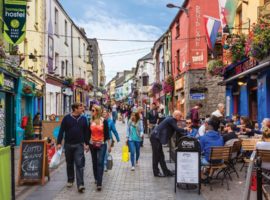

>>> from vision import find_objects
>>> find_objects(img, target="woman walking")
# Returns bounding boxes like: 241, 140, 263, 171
126, 112, 144, 171
111, 101, 118, 124
89, 105, 110, 191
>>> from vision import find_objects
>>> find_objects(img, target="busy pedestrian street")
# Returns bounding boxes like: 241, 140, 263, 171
15, 120, 255, 200
1, 0, 270, 200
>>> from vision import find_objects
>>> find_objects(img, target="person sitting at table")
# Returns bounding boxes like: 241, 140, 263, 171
222, 122, 238, 146
232, 114, 240, 126
198, 115, 210, 137
237, 116, 255, 137
199, 116, 224, 166
256, 119, 270, 169
185, 117, 199, 138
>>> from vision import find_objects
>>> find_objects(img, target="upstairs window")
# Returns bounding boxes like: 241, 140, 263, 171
176, 20, 180, 38
55, 8, 59, 35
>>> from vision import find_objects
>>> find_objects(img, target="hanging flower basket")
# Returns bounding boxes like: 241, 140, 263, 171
207, 60, 224, 76
23, 85, 33, 94
163, 75, 174, 93
76, 78, 86, 87
151, 82, 162, 94
63, 78, 74, 87
248, 22, 270, 61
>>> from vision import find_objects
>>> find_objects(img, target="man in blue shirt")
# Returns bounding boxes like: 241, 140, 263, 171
200, 116, 224, 166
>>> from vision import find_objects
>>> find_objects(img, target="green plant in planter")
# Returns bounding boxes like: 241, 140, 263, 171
24, 114, 34, 140
230, 34, 246, 63
207, 60, 224, 76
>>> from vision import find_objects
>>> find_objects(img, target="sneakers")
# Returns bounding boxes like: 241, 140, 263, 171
78, 185, 85, 193
66, 182, 73, 188
131, 166, 135, 171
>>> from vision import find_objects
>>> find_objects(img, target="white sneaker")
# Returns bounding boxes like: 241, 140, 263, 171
131, 166, 135, 171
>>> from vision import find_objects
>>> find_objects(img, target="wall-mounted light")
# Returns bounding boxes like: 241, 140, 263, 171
238, 81, 246, 86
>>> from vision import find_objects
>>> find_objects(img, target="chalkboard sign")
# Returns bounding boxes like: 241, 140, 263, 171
175, 136, 201, 194
18, 140, 49, 185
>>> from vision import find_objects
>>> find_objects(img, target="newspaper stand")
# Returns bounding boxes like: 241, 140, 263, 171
175, 136, 201, 194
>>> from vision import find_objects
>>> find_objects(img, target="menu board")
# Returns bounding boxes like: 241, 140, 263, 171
18, 140, 49, 185
0, 97, 5, 146
177, 152, 199, 184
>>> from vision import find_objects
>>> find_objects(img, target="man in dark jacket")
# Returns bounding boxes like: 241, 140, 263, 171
150, 110, 185, 177
57, 103, 90, 193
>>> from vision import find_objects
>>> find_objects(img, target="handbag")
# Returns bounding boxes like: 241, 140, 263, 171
92, 141, 103, 149
122, 145, 129, 162
107, 154, 113, 170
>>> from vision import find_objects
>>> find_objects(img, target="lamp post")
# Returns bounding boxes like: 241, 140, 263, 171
166, 3, 189, 17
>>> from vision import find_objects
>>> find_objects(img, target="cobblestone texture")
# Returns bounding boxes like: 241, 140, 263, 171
18, 121, 256, 200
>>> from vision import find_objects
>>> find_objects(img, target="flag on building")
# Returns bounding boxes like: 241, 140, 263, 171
204, 16, 221, 50
218, 0, 239, 29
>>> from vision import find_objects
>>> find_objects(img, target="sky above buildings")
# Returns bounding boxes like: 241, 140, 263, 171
60, 0, 184, 82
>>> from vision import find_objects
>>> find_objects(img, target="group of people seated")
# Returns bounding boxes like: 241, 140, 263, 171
183, 103, 270, 173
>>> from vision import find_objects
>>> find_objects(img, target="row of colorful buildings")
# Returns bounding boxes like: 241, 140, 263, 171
0, 0, 105, 146
107, 0, 270, 125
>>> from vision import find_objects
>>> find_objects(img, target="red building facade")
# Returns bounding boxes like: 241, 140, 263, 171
170, 0, 225, 117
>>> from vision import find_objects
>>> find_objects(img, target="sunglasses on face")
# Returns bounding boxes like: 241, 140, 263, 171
186, 122, 192, 124
92, 110, 96, 112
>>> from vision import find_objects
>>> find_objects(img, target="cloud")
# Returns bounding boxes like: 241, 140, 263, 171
74, 6, 162, 82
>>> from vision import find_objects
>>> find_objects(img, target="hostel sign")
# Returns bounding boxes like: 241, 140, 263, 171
3, 0, 27, 44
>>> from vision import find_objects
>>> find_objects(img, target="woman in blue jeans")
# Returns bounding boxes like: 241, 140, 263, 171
126, 111, 144, 171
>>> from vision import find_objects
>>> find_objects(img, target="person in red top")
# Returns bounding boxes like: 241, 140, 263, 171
89, 105, 110, 191
188, 103, 203, 128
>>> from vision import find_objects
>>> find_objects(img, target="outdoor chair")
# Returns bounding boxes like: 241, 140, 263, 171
227, 140, 242, 179
240, 139, 257, 171
205, 146, 231, 191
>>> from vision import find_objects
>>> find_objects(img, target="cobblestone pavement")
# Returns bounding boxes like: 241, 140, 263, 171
20, 121, 256, 200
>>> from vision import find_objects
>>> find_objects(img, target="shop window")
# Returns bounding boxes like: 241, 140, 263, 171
236, 5, 242, 34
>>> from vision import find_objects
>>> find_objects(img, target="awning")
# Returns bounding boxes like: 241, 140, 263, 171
219, 60, 270, 85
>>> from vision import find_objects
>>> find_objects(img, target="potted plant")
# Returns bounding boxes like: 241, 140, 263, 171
24, 114, 34, 140
207, 60, 224, 76
23, 85, 33, 94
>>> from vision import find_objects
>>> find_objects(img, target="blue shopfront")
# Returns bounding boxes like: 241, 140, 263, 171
221, 58, 270, 126
0, 69, 18, 146
15, 77, 36, 145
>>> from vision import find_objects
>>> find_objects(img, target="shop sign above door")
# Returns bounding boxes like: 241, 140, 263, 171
0, 73, 15, 92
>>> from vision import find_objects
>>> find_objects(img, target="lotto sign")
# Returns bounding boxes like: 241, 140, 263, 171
3, 0, 27, 44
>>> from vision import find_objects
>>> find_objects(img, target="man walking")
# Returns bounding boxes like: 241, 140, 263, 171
57, 103, 90, 193
150, 110, 185, 177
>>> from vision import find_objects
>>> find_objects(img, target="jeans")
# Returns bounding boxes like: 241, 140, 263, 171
90, 143, 107, 186
64, 143, 85, 188
104, 141, 110, 169
128, 141, 141, 167
112, 111, 117, 124
150, 135, 170, 176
